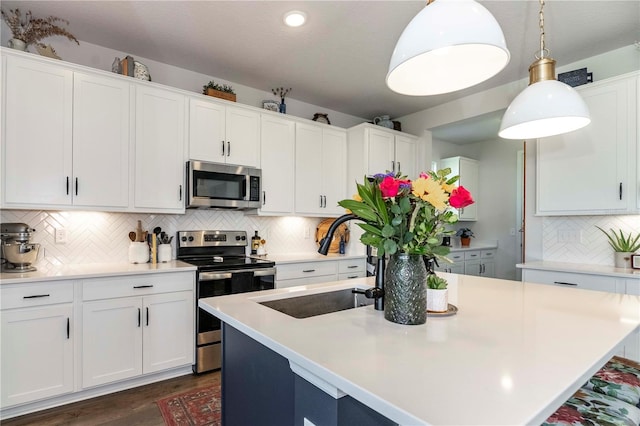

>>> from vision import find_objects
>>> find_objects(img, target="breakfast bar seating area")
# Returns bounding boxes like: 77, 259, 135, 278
545, 356, 640, 426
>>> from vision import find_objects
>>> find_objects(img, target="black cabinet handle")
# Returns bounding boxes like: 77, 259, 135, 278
67, 317, 70, 339
302, 269, 316, 273
75, 177, 78, 196
227, 141, 231, 156
179, 184, 182, 201
133, 285, 154, 289
554, 281, 578, 286
221, 140, 225, 156
66, 176, 69, 195
23, 294, 50, 299
263, 191, 266, 205
347, 275, 359, 279
138, 308, 141, 327
619, 182, 622, 200
146, 307, 149, 326
347, 265, 358, 269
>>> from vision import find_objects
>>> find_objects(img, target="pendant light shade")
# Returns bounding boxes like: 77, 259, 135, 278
386, 0, 510, 96
499, 0, 590, 140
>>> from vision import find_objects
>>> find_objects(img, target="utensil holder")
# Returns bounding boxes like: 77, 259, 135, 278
158, 244, 172, 263
128, 242, 149, 264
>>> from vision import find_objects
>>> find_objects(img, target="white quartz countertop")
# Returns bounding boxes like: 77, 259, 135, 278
518, 261, 640, 279
0, 261, 196, 284
200, 274, 640, 425
264, 252, 366, 264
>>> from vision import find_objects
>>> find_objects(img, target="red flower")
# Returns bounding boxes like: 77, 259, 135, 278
449, 186, 474, 208
379, 176, 401, 198
546, 405, 584, 424
596, 369, 640, 387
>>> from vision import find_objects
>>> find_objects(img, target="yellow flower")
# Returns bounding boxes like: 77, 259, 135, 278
412, 177, 448, 211
353, 193, 362, 202
441, 182, 456, 193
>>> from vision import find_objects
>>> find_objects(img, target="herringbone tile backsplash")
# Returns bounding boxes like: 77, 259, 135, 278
543, 215, 640, 265
0, 209, 330, 273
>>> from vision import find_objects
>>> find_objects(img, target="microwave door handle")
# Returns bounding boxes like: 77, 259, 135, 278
243, 176, 248, 200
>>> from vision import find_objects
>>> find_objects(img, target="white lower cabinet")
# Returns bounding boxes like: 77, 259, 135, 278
276, 258, 366, 288
435, 249, 495, 277
1, 282, 74, 408
82, 274, 194, 388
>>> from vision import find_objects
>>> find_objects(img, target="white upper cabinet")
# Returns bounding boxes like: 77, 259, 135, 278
439, 156, 479, 221
134, 85, 186, 213
346, 124, 418, 197
189, 97, 260, 168
295, 122, 347, 216
3, 54, 129, 210
259, 114, 295, 214
536, 72, 638, 215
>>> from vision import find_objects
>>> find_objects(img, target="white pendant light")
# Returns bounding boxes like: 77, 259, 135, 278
386, 0, 510, 96
499, 0, 590, 140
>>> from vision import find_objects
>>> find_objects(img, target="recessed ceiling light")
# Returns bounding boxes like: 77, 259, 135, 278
284, 11, 306, 27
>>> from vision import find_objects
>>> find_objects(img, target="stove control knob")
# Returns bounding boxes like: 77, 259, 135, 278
188, 236, 194, 242
181, 236, 187, 242
235, 235, 241, 241
241, 235, 246, 241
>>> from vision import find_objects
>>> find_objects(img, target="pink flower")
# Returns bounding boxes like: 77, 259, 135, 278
545, 405, 583, 424
379, 176, 401, 198
449, 186, 474, 209
596, 369, 640, 387
419, 172, 429, 179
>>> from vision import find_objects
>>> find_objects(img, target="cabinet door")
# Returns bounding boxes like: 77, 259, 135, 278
537, 77, 634, 214
458, 158, 478, 220
134, 86, 185, 212
82, 297, 142, 388
188, 98, 226, 162
395, 135, 417, 178
367, 128, 395, 174
225, 106, 260, 167
322, 128, 347, 215
295, 123, 324, 214
73, 72, 130, 208
480, 260, 495, 278
142, 291, 194, 374
464, 260, 482, 276
260, 114, 295, 214
3, 56, 73, 206
1, 304, 73, 406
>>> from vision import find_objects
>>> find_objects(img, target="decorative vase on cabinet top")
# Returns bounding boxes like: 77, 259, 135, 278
7, 38, 27, 51
373, 115, 393, 129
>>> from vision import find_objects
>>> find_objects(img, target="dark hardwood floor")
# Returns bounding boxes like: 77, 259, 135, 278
2, 371, 220, 426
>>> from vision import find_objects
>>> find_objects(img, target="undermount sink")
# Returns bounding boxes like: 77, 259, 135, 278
259, 288, 374, 319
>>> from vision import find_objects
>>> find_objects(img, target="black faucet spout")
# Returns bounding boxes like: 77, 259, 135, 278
318, 213, 385, 311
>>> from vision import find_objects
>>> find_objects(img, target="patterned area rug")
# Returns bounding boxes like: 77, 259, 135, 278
157, 384, 221, 426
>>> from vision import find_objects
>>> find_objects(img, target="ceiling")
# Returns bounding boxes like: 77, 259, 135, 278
3, 1, 639, 135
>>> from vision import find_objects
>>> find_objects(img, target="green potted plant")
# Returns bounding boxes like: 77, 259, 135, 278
202, 81, 236, 102
596, 226, 640, 268
455, 228, 474, 247
1, 8, 79, 51
426, 273, 448, 312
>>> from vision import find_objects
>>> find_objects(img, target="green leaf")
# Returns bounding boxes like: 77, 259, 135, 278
384, 239, 397, 255
391, 216, 403, 226
390, 203, 401, 214
399, 196, 411, 214
358, 223, 383, 236
381, 224, 395, 238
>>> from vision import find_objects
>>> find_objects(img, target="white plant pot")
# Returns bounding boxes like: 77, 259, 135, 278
128, 242, 149, 264
614, 252, 633, 269
427, 288, 448, 312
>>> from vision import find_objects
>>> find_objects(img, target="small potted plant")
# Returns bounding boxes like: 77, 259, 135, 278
456, 228, 474, 247
202, 81, 236, 102
426, 273, 448, 312
1, 8, 79, 51
596, 226, 640, 268
272, 87, 291, 114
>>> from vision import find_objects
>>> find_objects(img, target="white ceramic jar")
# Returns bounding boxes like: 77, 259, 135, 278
128, 242, 149, 264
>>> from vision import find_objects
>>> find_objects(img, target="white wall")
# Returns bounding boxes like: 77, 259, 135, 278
432, 138, 523, 280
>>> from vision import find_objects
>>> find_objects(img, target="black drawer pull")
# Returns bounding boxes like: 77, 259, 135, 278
23, 294, 50, 299
347, 275, 359, 279
133, 285, 154, 289
347, 265, 358, 269
554, 281, 578, 287
302, 269, 316, 273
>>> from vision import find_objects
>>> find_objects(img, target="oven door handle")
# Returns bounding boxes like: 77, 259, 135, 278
253, 267, 276, 277
199, 272, 233, 281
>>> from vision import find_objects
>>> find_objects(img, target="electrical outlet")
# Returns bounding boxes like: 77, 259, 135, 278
304, 227, 310, 239
55, 228, 67, 244
557, 229, 579, 243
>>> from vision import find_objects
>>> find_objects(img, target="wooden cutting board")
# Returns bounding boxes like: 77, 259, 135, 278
315, 218, 350, 253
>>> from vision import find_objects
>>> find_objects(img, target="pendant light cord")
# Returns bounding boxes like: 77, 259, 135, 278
538, 0, 547, 59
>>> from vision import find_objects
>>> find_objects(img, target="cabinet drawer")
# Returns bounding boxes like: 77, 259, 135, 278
338, 259, 365, 274
1, 281, 74, 310
464, 250, 481, 260
338, 271, 366, 280
523, 270, 622, 294
447, 252, 465, 262
83, 272, 194, 301
481, 249, 495, 259
276, 261, 337, 281
277, 274, 338, 289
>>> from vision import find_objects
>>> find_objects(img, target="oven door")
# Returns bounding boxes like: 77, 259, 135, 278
195, 267, 275, 373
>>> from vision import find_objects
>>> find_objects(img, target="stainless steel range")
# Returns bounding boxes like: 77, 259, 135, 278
177, 230, 275, 373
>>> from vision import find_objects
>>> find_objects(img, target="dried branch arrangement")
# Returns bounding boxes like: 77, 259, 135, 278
1, 8, 79, 48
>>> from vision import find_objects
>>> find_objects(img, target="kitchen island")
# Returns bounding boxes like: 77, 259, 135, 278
199, 273, 640, 425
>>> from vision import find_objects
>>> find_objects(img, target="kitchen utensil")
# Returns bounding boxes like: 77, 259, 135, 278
153, 226, 162, 236
128, 232, 136, 242
3, 242, 40, 268
1, 222, 39, 272
160, 231, 167, 243
136, 220, 143, 242
142, 231, 148, 243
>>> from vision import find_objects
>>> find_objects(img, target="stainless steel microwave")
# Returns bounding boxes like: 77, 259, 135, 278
186, 161, 261, 209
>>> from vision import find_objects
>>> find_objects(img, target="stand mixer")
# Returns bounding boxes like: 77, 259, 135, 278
1, 223, 40, 273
